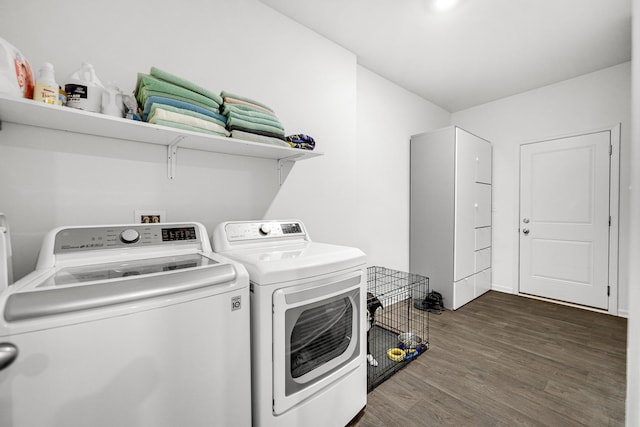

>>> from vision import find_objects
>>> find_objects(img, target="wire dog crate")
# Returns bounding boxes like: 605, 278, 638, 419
366, 266, 429, 392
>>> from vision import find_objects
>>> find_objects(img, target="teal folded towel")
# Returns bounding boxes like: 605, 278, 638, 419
220, 90, 274, 113
141, 95, 227, 123
222, 103, 278, 122
150, 103, 227, 129
226, 115, 285, 137
231, 129, 290, 147
227, 111, 284, 131
151, 67, 223, 105
136, 74, 220, 110
138, 87, 219, 117
153, 119, 229, 137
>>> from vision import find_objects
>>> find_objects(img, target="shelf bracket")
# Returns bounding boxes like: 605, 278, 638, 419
277, 158, 297, 186
167, 135, 186, 179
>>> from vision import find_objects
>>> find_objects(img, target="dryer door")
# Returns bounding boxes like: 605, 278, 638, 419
272, 269, 364, 415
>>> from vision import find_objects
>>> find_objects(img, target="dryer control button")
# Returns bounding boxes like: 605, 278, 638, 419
120, 229, 140, 244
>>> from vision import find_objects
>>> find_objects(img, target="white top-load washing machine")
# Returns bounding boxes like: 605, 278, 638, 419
0, 222, 251, 427
212, 219, 367, 427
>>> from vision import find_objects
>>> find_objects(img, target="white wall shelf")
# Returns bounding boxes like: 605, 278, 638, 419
0, 95, 322, 179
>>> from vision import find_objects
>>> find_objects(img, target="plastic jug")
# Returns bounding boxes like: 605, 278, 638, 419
0, 37, 34, 99
65, 62, 104, 112
101, 83, 124, 117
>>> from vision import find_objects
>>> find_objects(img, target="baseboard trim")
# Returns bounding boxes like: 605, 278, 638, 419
518, 292, 624, 316
490, 284, 515, 294
490, 285, 627, 318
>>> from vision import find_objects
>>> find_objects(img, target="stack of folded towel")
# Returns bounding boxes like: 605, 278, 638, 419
220, 91, 289, 147
135, 67, 229, 137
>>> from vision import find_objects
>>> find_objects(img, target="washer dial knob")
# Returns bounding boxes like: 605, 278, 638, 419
120, 229, 140, 244
259, 224, 272, 236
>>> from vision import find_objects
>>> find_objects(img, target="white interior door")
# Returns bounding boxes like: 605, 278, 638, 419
519, 131, 610, 309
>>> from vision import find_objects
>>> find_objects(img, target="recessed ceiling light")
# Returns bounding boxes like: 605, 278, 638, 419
434, 0, 457, 11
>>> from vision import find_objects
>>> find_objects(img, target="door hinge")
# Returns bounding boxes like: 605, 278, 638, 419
607, 285, 610, 297
609, 216, 612, 227
609, 144, 613, 156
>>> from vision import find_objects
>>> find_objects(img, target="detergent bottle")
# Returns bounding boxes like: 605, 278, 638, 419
0, 37, 34, 99
64, 62, 104, 112
32, 62, 60, 105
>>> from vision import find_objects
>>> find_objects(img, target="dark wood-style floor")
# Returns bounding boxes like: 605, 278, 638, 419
349, 291, 627, 426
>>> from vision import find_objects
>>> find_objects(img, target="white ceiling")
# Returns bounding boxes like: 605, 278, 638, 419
259, 0, 632, 112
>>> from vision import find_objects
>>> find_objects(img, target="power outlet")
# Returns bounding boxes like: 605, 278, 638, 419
134, 210, 166, 224
142, 215, 161, 224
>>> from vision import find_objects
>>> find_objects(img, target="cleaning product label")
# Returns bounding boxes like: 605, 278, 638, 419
65, 83, 102, 111
12, 55, 34, 99
58, 87, 66, 105
65, 83, 88, 101
33, 82, 58, 104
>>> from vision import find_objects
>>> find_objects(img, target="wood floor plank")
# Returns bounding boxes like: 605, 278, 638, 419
349, 291, 626, 427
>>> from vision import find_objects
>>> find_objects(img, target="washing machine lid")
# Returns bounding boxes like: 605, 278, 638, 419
2, 254, 238, 323
1, 222, 246, 324
220, 240, 365, 285
39, 253, 218, 287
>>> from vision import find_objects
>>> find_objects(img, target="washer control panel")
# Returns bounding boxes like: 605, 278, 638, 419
54, 223, 201, 254
224, 221, 306, 242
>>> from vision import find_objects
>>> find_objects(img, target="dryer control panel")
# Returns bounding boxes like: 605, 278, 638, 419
221, 221, 307, 243
53, 223, 202, 254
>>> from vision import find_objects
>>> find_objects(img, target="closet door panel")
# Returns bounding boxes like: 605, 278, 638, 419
453, 277, 474, 310
474, 184, 492, 228
475, 269, 491, 297
474, 227, 491, 250
475, 248, 491, 272
475, 141, 492, 184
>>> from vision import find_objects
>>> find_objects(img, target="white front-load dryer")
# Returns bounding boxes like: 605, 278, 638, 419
0, 222, 251, 427
213, 219, 367, 427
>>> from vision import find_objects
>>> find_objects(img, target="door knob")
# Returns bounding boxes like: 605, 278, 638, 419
522, 228, 530, 235
0, 343, 18, 370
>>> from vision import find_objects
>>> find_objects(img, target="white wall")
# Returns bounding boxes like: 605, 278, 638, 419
451, 62, 632, 314
0, 0, 360, 279
626, 1, 639, 424
356, 66, 450, 271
